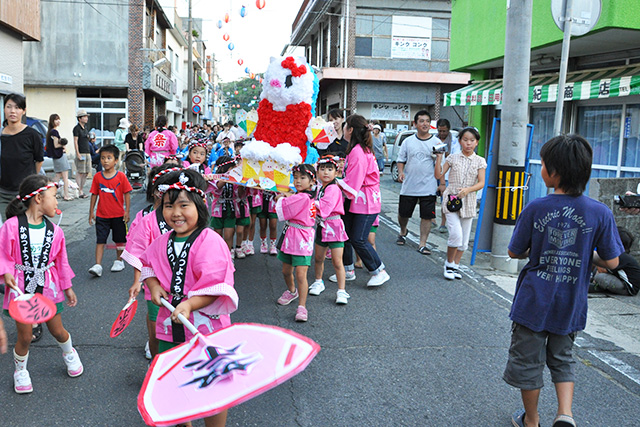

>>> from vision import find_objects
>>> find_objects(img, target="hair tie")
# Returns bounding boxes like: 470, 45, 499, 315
157, 182, 206, 199
18, 182, 58, 202
189, 142, 208, 151
317, 155, 339, 168
152, 167, 182, 184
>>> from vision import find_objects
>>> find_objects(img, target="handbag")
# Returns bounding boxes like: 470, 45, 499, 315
446, 194, 462, 212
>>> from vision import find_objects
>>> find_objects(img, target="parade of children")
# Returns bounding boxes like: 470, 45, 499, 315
2, 109, 640, 427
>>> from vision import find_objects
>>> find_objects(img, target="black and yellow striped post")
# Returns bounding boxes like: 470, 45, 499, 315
494, 165, 526, 225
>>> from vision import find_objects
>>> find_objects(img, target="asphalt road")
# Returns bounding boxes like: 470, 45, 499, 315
1, 190, 639, 426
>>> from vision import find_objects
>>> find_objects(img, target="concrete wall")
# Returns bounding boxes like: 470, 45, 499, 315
0, 26, 23, 95
589, 177, 640, 261
23, 0, 128, 87
24, 87, 79, 156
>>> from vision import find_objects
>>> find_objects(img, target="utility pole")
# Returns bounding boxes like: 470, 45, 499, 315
490, 0, 534, 273
187, 0, 193, 124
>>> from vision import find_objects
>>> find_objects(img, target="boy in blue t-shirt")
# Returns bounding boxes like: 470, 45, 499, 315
504, 134, 624, 427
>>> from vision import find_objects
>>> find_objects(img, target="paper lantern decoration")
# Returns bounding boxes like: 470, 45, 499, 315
238, 59, 244, 66
217, 20, 223, 29
244, 67, 250, 74
253, 96, 257, 99
250, 73, 255, 79
251, 84, 256, 89
224, 12, 230, 23
234, 90, 239, 95
228, 42, 235, 50
223, 33, 230, 41
240, 5, 247, 17
256, 0, 265, 10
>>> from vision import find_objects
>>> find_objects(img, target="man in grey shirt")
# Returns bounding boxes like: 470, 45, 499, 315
396, 110, 445, 254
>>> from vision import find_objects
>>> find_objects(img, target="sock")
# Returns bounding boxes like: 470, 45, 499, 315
57, 334, 73, 354
270, 239, 276, 246
453, 263, 460, 270
14, 350, 29, 371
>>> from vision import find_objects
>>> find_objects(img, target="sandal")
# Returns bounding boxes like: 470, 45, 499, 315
31, 324, 43, 343
79, 194, 89, 199
552, 415, 576, 427
63, 197, 74, 201
417, 246, 431, 255
396, 233, 407, 245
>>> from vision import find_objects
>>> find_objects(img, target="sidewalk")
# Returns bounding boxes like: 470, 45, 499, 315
378, 173, 640, 358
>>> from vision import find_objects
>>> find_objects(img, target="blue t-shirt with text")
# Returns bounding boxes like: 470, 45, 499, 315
508, 194, 624, 335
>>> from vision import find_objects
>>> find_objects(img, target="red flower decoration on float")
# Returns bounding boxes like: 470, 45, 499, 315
280, 57, 307, 78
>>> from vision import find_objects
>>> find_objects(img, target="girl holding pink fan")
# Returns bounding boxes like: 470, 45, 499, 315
0, 174, 82, 394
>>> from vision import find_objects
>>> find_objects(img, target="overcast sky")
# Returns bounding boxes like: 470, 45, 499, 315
181, 0, 306, 83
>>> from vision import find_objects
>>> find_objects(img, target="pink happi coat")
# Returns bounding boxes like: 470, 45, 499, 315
337, 144, 382, 214
315, 184, 348, 243
0, 217, 75, 309
182, 160, 212, 175
247, 187, 263, 209
144, 129, 179, 167
209, 182, 249, 219
140, 228, 238, 343
122, 209, 170, 301
276, 192, 316, 256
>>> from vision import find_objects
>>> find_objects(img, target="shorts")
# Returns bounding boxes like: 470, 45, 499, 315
277, 251, 312, 267
503, 322, 576, 390
96, 216, 127, 245
315, 232, 345, 249
398, 195, 436, 220
158, 339, 180, 354
250, 206, 262, 215
74, 153, 92, 174
4, 301, 64, 319
210, 216, 236, 230
257, 210, 277, 219
236, 217, 250, 227
147, 300, 159, 322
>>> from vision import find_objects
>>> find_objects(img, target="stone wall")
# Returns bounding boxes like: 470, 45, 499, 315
589, 177, 640, 260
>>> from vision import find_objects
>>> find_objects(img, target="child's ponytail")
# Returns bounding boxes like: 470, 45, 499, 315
6, 174, 52, 219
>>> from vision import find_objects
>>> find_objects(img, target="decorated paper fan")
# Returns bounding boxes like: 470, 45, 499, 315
245, 109, 259, 138
236, 110, 248, 133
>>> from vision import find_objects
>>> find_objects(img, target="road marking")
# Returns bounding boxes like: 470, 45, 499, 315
378, 213, 640, 389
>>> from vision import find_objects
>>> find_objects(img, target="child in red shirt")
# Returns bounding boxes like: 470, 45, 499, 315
88, 145, 133, 277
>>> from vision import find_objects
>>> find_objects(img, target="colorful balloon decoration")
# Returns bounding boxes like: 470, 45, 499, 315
256, 0, 265, 10
238, 59, 244, 65
240, 5, 247, 17
217, 20, 223, 29
224, 13, 230, 23
234, 90, 239, 95
251, 84, 256, 89
223, 33, 230, 41
228, 42, 234, 50
250, 73, 255, 79
244, 67, 250, 74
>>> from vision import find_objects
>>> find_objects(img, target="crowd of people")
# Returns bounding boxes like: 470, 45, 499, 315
1, 91, 640, 427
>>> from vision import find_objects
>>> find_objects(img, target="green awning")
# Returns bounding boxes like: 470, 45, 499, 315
443, 66, 640, 106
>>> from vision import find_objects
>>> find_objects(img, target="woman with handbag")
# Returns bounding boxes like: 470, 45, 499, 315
435, 127, 486, 280
46, 114, 73, 201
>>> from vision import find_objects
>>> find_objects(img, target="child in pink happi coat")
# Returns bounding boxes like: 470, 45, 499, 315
0, 175, 82, 394
309, 155, 349, 304
123, 165, 179, 360
140, 169, 238, 427
208, 156, 250, 259
182, 141, 211, 175
275, 164, 317, 322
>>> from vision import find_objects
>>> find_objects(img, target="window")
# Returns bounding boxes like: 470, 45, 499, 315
78, 97, 128, 148
577, 105, 622, 167
622, 104, 640, 170
355, 37, 372, 57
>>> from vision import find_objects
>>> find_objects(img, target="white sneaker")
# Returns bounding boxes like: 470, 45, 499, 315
336, 290, 350, 304
308, 280, 325, 296
63, 348, 84, 377
452, 264, 463, 280
111, 260, 125, 272
260, 239, 268, 253
269, 240, 278, 255
329, 271, 356, 283
230, 249, 235, 259
367, 270, 390, 287
244, 241, 255, 256
235, 247, 246, 259
14, 370, 33, 394
144, 341, 152, 360
443, 262, 456, 280
88, 264, 103, 277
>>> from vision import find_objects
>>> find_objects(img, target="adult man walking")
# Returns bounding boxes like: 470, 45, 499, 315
73, 109, 92, 198
396, 110, 444, 254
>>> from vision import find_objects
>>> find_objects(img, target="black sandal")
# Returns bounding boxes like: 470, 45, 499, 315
31, 324, 43, 343
417, 246, 432, 255
396, 232, 408, 245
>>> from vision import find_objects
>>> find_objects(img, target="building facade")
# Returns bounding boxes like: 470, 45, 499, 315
445, 0, 640, 201
288, 0, 469, 132
0, 0, 40, 120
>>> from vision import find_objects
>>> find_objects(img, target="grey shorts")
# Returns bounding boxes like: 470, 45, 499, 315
74, 153, 92, 174
503, 322, 576, 390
